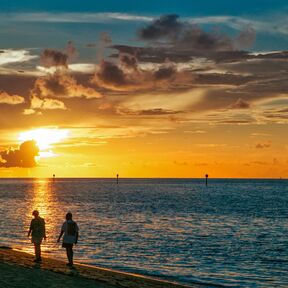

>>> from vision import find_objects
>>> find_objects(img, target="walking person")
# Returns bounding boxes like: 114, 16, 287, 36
28, 210, 46, 262
57, 212, 79, 266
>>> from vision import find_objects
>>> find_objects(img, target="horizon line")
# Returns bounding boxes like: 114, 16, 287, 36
0, 176, 286, 180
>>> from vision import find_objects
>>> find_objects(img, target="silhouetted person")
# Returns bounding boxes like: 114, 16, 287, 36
57, 212, 79, 266
28, 210, 46, 262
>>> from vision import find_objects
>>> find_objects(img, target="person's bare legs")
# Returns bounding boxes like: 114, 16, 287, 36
66, 246, 73, 265
34, 243, 41, 261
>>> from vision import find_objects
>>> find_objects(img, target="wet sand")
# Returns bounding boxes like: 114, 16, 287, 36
0, 247, 207, 288
0, 261, 115, 288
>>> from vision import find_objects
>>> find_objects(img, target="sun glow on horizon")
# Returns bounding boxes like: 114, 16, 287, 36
19, 128, 69, 157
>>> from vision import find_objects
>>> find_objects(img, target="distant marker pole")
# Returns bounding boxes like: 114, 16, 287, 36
205, 174, 208, 186
117, 174, 119, 184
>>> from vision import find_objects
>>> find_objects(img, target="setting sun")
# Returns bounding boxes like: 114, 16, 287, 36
18, 129, 69, 152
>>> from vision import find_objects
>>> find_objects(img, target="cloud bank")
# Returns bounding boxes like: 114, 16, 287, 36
0, 14, 287, 130
0, 140, 39, 167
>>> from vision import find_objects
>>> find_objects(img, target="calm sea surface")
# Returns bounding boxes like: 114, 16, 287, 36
0, 178, 287, 287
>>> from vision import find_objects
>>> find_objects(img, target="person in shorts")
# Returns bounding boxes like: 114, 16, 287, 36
28, 210, 46, 262
57, 212, 79, 266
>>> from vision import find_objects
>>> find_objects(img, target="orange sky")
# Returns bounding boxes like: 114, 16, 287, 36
0, 9, 288, 178
0, 122, 287, 178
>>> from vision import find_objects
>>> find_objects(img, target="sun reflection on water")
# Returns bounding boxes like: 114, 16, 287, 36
30, 179, 52, 217
25, 178, 59, 254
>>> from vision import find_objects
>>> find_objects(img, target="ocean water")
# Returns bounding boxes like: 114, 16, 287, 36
0, 178, 287, 287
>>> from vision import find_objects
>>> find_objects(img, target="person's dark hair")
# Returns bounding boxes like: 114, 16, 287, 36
32, 210, 39, 217
66, 212, 72, 220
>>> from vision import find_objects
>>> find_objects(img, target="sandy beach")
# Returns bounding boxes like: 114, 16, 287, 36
0, 247, 206, 288
0, 261, 115, 288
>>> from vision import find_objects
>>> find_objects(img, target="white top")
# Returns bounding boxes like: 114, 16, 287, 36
61, 220, 79, 244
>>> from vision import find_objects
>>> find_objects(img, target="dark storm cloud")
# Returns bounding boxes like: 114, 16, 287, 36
91, 59, 142, 91
174, 26, 234, 52
119, 53, 138, 70
138, 14, 255, 54
35, 73, 67, 96
91, 57, 190, 92
95, 60, 127, 86
112, 45, 252, 63
0, 140, 39, 167
40, 41, 77, 68
28, 42, 101, 114
40, 49, 68, 68
97, 20, 285, 105
153, 65, 176, 80
1, 14, 288, 126
139, 14, 183, 40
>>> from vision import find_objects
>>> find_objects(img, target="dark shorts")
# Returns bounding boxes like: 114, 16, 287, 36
62, 243, 73, 248
32, 237, 43, 244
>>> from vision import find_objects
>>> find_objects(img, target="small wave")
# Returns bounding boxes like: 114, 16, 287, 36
0, 245, 12, 249
260, 257, 288, 263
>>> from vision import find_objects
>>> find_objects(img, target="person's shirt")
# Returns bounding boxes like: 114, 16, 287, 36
30, 217, 45, 238
61, 220, 79, 244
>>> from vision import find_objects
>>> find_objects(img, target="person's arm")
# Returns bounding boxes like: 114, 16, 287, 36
57, 223, 65, 242
28, 221, 32, 237
57, 230, 64, 242
43, 219, 47, 240
75, 223, 79, 244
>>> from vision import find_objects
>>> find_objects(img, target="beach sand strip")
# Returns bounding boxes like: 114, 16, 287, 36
0, 247, 212, 288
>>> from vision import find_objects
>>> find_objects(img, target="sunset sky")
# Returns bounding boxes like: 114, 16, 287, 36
0, 0, 288, 178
